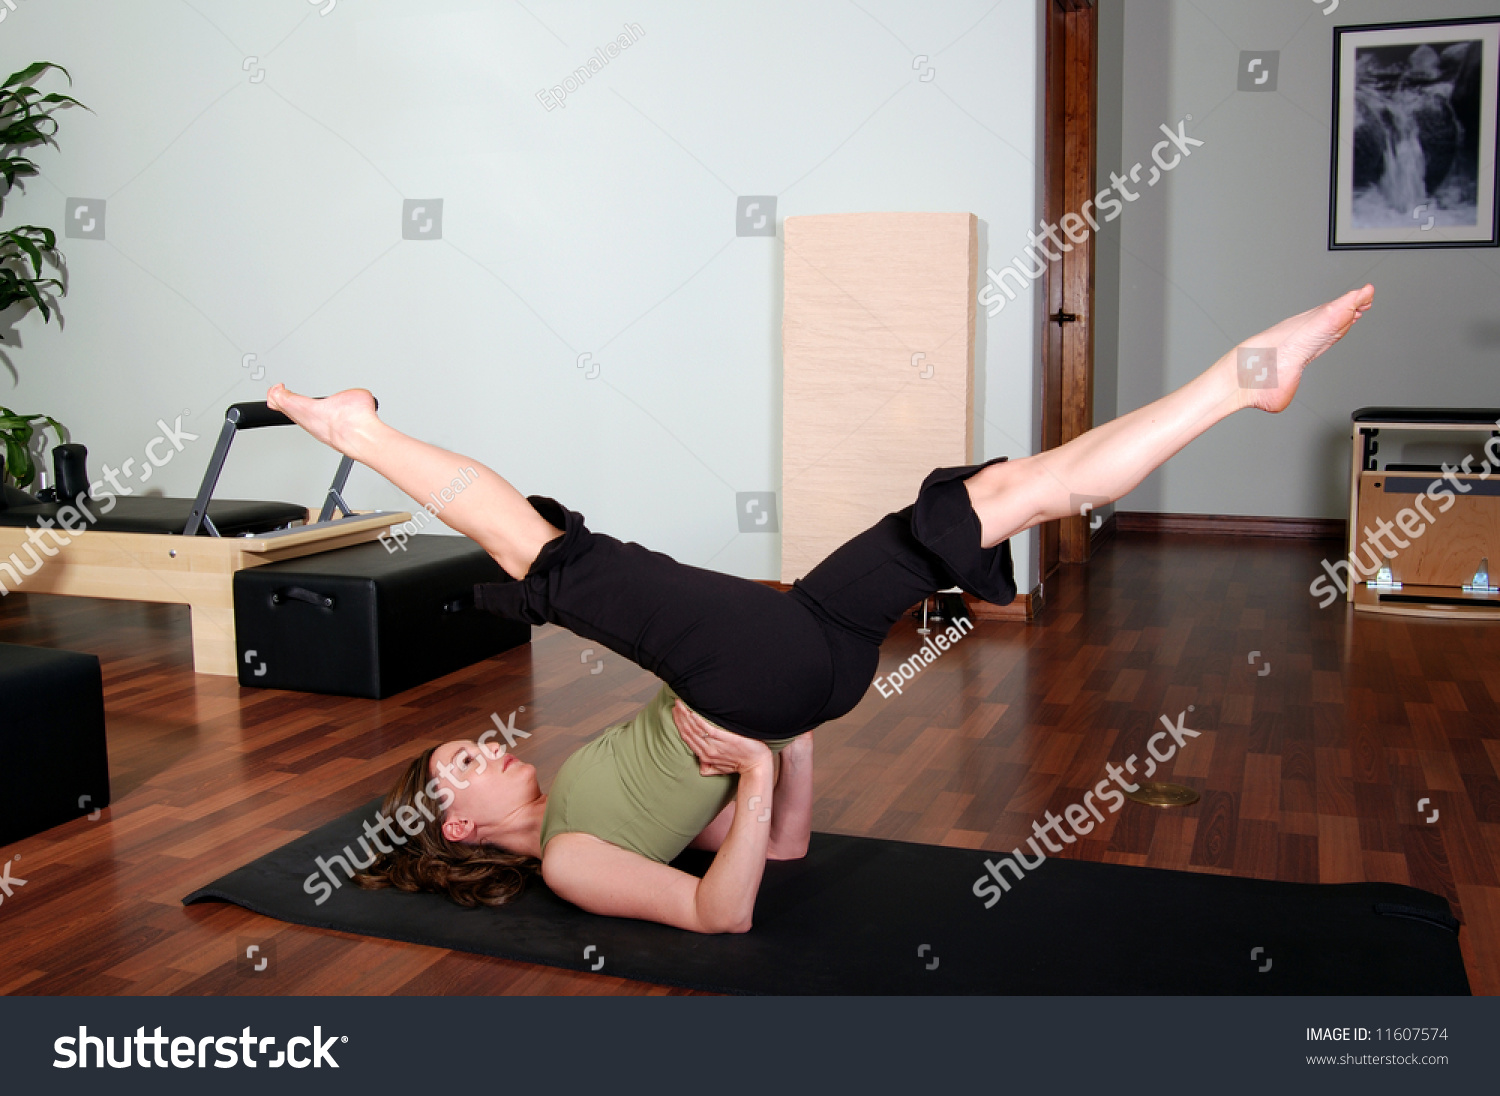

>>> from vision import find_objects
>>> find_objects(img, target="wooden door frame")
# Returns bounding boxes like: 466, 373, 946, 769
1041, 0, 1098, 574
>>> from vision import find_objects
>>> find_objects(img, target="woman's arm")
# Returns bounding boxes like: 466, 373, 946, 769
542, 745, 776, 934
688, 796, 737, 852
693, 733, 813, 857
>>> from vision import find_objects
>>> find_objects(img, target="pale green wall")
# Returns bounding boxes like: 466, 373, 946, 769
3, 0, 1046, 591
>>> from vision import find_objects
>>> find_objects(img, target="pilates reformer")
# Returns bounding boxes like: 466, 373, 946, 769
0, 400, 410, 675
1345, 407, 1500, 621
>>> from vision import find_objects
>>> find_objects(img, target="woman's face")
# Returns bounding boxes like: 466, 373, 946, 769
428, 737, 540, 841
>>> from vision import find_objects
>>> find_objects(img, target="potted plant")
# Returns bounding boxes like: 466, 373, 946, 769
1, 405, 63, 498
0, 61, 85, 496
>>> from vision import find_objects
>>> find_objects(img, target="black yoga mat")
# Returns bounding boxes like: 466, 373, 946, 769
184, 799, 1470, 995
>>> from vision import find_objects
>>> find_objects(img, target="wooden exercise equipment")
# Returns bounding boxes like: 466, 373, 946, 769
1346, 407, 1500, 621
0, 401, 408, 675
781, 211, 977, 583
0, 514, 407, 676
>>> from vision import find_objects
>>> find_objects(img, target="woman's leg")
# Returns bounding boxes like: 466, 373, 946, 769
963, 285, 1375, 546
265, 384, 561, 579
270, 382, 833, 737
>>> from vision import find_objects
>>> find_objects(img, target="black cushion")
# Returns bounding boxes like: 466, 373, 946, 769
0, 496, 306, 536
0, 643, 110, 848
1352, 407, 1500, 425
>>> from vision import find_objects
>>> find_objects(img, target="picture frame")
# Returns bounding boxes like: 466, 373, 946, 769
1329, 15, 1499, 250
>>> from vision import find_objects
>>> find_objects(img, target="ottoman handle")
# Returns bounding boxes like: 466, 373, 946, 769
270, 586, 335, 609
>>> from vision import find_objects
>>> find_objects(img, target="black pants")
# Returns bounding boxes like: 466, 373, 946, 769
474, 458, 1016, 739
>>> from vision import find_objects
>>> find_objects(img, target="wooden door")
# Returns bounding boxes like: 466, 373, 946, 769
1042, 0, 1098, 572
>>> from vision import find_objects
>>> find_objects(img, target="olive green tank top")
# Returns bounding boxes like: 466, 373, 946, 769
540, 683, 797, 864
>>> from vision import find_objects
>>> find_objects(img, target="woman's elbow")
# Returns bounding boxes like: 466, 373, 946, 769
767, 840, 809, 861
694, 907, 754, 934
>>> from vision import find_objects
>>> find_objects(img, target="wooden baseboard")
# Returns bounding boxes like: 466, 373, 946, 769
757, 580, 1039, 622
964, 584, 1039, 622
1116, 511, 1346, 541
1091, 512, 1117, 551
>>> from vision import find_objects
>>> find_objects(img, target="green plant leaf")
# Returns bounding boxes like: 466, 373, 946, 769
3, 434, 25, 480
0, 406, 66, 487
5, 225, 57, 250
0, 62, 82, 335
9, 235, 43, 275
19, 278, 50, 321
2, 122, 49, 144
2, 62, 69, 89
5, 225, 58, 252
3, 436, 36, 489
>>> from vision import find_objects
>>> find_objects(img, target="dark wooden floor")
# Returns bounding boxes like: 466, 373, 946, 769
1, 530, 1496, 995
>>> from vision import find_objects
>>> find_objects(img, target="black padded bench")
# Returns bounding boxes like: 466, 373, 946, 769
0, 496, 306, 536
0, 643, 110, 848
1352, 407, 1500, 424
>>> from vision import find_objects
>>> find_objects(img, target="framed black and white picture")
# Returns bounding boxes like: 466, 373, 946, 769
1330, 16, 1499, 250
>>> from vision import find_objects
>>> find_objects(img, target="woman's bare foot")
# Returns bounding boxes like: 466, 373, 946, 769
1232, 284, 1375, 413
266, 384, 381, 458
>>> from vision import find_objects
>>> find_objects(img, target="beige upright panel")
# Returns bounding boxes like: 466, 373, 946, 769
781, 211, 977, 583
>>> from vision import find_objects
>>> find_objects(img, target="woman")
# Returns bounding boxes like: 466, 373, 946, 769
268, 285, 1374, 933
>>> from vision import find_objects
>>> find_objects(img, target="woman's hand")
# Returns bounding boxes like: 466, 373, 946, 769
672, 699, 772, 776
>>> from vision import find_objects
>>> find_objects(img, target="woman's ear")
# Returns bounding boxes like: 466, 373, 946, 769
442, 815, 475, 843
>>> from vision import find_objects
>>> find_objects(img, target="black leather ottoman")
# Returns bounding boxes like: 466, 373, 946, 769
0, 643, 110, 848
233, 535, 530, 699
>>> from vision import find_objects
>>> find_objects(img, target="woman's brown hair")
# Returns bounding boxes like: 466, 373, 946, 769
355, 746, 539, 908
